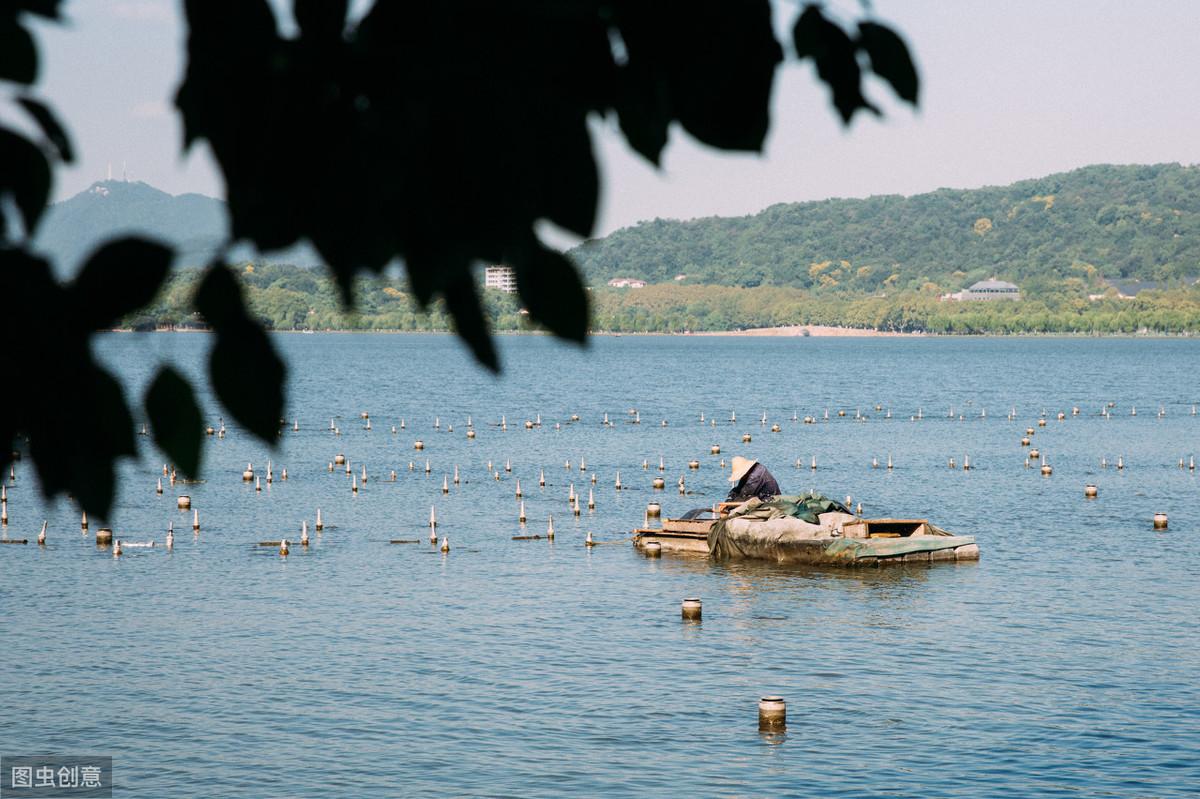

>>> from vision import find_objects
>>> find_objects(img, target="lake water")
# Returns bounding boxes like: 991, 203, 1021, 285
2, 333, 1198, 798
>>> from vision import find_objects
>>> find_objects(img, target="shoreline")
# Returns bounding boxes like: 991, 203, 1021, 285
107, 326, 1195, 339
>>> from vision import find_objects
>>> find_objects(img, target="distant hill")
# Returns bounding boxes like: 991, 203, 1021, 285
569, 163, 1200, 293
35, 180, 320, 277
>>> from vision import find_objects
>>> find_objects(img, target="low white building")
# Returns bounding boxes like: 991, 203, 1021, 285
607, 277, 647, 288
484, 265, 518, 293
942, 277, 1021, 301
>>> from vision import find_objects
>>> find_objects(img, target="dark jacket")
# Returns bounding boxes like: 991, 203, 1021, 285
727, 462, 781, 503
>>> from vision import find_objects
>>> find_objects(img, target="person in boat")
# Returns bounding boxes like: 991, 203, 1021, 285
727, 456, 780, 503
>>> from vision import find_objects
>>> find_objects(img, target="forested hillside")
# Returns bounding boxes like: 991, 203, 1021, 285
570, 163, 1200, 292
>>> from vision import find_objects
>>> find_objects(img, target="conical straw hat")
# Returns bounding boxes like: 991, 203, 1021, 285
728, 456, 757, 483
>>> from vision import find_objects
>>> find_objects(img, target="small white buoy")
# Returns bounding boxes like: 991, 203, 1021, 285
539, 469, 546, 487
81, 511, 89, 531
192, 508, 200, 531
430, 506, 437, 528
586, 530, 595, 547
652, 477, 665, 490
315, 508, 323, 531
177, 495, 191, 510
681, 597, 702, 620
1153, 512, 1168, 529
588, 488, 595, 510
742, 433, 752, 443
1084, 484, 1098, 498
37, 520, 46, 545
425, 460, 431, 474
442, 475, 449, 494
280, 538, 289, 556
887, 454, 893, 470
519, 500, 527, 524
351, 475, 358, 494
256, 476, 262, 492
758, 696, 786, 731
242, 463, 254, 481
281, 468, 287, 481
157, 478, 163, 495
414, 440, 424, 450
515, 478, 523, 498
647, 502, 661, 518
440, 536, 450, 553
454, 465, 461, 484
643, 541, 662, 558
166, 522, 174, 550
615, 470, 622, 490
113, 539, 123, 557
547, 515, 555, 540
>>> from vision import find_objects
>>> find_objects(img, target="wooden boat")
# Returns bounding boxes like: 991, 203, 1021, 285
634, 510, 979, 567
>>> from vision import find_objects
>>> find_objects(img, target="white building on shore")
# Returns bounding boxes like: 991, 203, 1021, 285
941, 277, 1021, 301
484, 265, 518, 293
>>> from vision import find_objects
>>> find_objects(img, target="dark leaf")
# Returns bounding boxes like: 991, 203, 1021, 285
793, 5, 878, 124
294, 0, 348, 40
145, 367, 205, 478
513, 244, 589, 343
193, 260, 243, 328
442, 275, 498, 372
537, 117, 599, 238
17, 96, 74, 162
0, 18, 37, 84
90, 367, 138, 460
858, 22, 919, 105
13, 1, 62, 19
614, 58, 671, 166
71, 237, 174, 329
196, 264, 287, 443
209, 320, 286, 443
0, 126, 51, 234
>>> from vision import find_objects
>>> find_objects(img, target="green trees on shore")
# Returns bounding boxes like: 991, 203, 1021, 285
127, 263, 1200, 336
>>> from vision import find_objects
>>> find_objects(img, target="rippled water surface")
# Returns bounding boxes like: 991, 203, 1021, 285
2, 334, 1198, 797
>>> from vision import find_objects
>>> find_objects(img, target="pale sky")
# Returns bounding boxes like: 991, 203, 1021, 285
27, 0, 1200, 240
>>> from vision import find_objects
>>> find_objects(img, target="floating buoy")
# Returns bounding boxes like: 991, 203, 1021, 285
887, 454, 893, 470
872, 457, 879, 469
166, 522, 173, 550
585, 530, 595, 547
505, 459, 512, 473
711, 445, 720, 455
539, 469, 546, 487
1029, 448, 1040, 460
113, 539, 122, 557
614, 471, 622, 490
466, 428, 476, 439
1117, 456, 1124, 470
256, 476, 262, 492
414, 440, 424, 450
1021, 437, 1031, 447
547, 515, 555, 540
95, 526, 112, 545
588, 488, 595, 510
242, 463, 254, 481
157, 478, 163, 495
647, 502, 661, 518
519, 500, 526, 524
429, 506, 437, 528
37, 521, 46, 545
742, 433, 752, 443
177, 494, 190, 510
515, 478, 523, 498
758, 696, 786, 731
963, 455, 971, 471
424, 460, 431, 474
440, 536, 450, 552
441, 475, 449, 494
429, 523, 438, 544
681, 597, 702, 620
658, 456, 665, 472
315, 508, 323, 531
279, 538, 289, 556
81, 511, 88, 531
1040, 458, 1053, 476
351, 475, 358, 494
281, 468, 287, 481
771, 424, 780, 433
1084, 484, 1098, 498
573, 497, 581, 516
652, 477, 665, 490
1153, 512, 1168, 529
192, 508, 200, 532
688, 460, 700, 470
643, 541, 662, 558
301, 520, 309, 546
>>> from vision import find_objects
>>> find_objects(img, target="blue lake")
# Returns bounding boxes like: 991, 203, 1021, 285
1, 333, 1198, 797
